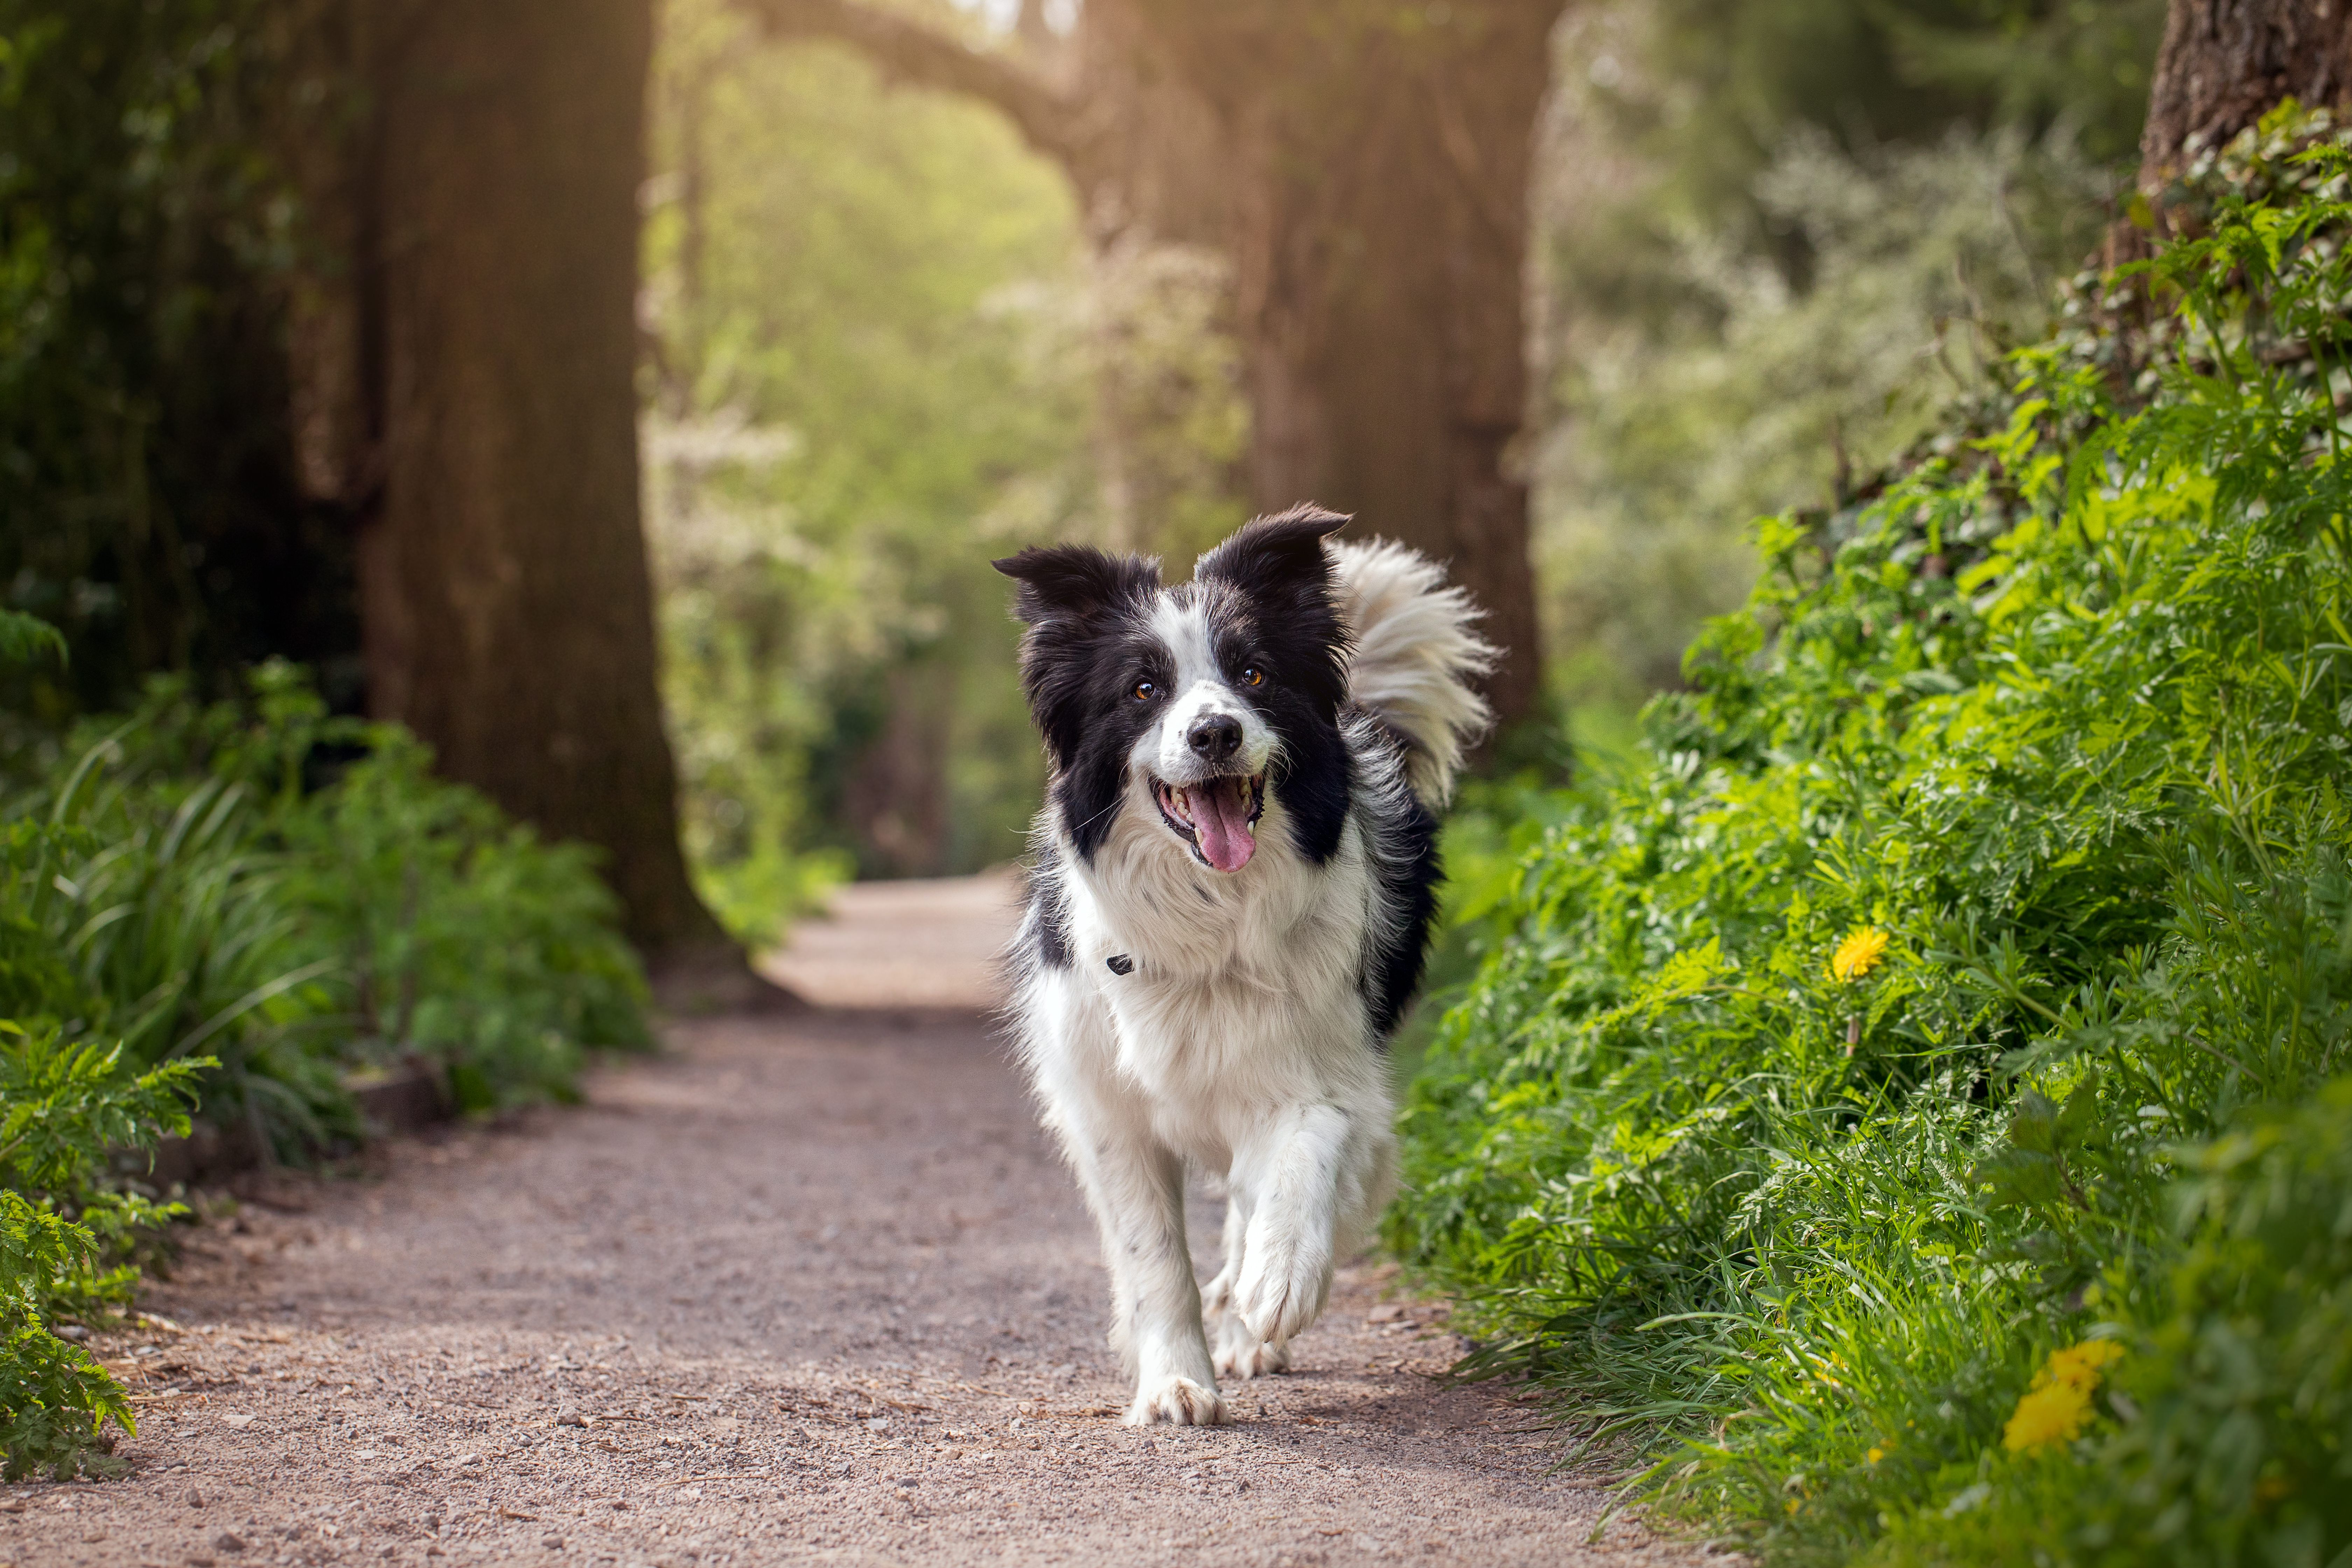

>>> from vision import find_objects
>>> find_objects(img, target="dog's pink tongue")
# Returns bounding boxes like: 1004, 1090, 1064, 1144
1190, 777, 1256, 872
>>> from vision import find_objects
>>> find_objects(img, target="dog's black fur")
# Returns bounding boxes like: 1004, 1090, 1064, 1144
996, 508, 1442, 1040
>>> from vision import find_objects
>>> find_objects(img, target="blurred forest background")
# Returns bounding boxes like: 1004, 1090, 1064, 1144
645, 0, 2164, 933
0, 0, 2164, 947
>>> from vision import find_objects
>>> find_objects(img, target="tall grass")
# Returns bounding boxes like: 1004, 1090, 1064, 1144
1392, 108, 2352, 1564
0, 635, 655, 1476
7, 663, 651, 1153
0, 610, 209, 1476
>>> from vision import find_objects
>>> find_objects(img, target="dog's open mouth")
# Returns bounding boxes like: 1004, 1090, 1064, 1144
1153, 773, 1266, 873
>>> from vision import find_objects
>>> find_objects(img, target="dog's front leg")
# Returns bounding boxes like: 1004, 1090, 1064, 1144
1062, 1116, 1225, 1426
1206, 1186, 1289, 1379
1230, 1102, 1353, 1345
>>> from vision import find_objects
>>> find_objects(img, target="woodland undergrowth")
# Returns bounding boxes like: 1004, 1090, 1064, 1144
1393, 107, 2352, 1566
0, 621, 651, 1478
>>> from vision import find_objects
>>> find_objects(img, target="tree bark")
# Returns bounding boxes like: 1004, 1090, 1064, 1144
286, 0, 759, 995
2140, 0, 2352, 188
742, 0, 1560, 730
1153, 2, 1558, 732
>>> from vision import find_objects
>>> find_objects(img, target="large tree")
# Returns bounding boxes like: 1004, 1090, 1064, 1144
748, 0, 1563, 729
2139, 0, 2352, 187
284, 0, 761, 999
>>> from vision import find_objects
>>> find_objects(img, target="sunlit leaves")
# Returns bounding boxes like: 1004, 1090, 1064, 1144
1393, 115, 2352, 1566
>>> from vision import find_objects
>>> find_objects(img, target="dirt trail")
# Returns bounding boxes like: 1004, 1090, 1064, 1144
2, 877, 1724, 1568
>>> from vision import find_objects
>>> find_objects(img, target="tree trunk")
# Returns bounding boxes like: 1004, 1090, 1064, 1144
842, 663, 954, 879
287, 0, 759, 996
2140, 0, 2352, 187
743, 0, 1560, 730
1153, 2, 1558, 731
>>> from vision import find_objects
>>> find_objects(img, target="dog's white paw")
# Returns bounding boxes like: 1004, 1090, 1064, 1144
1124, 1374, 1227, 1427
1213, 1331, 1289, 1381
1210, 1301, 1289, 1380
1234, 1235, 1329, 1345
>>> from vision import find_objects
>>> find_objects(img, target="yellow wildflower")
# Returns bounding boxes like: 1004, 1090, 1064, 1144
2002, 1379, 2092, 1451
1830, 926, 1892, 982
2002, 1339, 2126, 1452
1866, 1447, 1884, 1465
2044, 1339, 2126, 1392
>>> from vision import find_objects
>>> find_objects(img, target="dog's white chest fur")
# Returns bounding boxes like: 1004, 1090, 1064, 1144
1061, 795, 1382, 1156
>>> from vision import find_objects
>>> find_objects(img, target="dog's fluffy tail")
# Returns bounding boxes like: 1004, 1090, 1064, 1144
1327, 538, 1497, 810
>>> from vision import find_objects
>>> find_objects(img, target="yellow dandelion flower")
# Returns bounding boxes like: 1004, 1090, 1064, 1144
1830, 926, 1892, 982
2002, 1379, 2092, 1451
2002, 1340, 2125, 1452
2044, 1339, 2126, 1392
1866, 1447, 1884, 1465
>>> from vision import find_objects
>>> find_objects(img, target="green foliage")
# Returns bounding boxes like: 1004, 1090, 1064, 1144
644, 0, 1098, 898
1532, 0, 2160, 719
0, 1026, 203, 1196
0, 1026, 206, 1478
0, 612, 62, 671
1876, 1083, 2352, 1565
279, 728, 650, 1113
2, 659, 648, 1152
0, 1191, 134, 1480
1392, 115, 2352, 1563
1590, 0, 2161, 228
1538, 120, 2114, 710
0, 0, 349, 726
0, 622, 646, 1475
19, 680, 350, 1146
2101, 1087, 2352, 1561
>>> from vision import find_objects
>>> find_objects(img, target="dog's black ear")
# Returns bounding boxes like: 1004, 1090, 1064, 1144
993, 545, 1160, 625
1194, 505, 1349, 597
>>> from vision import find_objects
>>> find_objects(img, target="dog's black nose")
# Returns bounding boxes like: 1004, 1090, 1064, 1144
1186, 713, 1242, 762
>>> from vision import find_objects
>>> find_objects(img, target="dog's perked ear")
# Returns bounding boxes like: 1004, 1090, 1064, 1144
994, 545, 1162, 813
1192, 506, 1350, 612
1195, 505, 1353, 715
993, 545, 1160, 628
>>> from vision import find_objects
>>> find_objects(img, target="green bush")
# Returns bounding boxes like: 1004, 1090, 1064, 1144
0, 1190, 136, 1479
0, 1025, 208, 1478
278, 724, 651, 1113
1876, 1082, 2352, 1565
2113, 1087, 2352, 1563
9, 661, 651, 1148
0, 0, 337, 723
1391, 108, 2352, 1564
0, 610, 653, 1474
0, 611, 212, 1476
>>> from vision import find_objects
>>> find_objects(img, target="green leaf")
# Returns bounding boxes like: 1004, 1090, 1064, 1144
0, 612, 64, 668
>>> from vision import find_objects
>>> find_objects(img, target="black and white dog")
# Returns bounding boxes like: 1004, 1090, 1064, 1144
994, 506, 1493, 1425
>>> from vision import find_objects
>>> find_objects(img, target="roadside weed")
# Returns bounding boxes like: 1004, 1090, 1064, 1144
0, 622, 653, 1477
1393, 109, 2352, 1563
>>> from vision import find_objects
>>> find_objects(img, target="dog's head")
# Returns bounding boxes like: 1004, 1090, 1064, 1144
995, 506, 1354, 872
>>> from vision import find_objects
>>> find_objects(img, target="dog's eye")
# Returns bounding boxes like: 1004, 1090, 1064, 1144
1132, 680, 1157, 701
1241, 666, 1265, 687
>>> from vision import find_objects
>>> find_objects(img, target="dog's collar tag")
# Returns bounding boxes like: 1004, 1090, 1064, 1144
1106, 954, 1134, 976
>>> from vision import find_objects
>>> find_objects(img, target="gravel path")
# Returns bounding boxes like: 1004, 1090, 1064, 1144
1, 878, 1723, 1568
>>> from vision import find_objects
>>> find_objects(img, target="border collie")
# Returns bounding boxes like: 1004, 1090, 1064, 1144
994, 506, 1494, 1425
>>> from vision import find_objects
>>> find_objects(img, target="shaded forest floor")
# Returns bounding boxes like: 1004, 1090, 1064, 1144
1, 877, 1724, 1567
